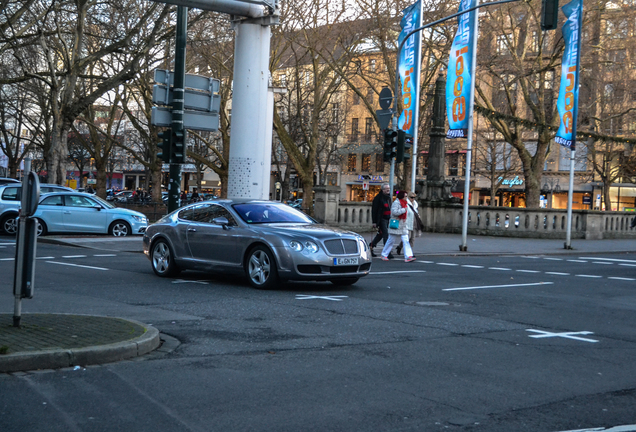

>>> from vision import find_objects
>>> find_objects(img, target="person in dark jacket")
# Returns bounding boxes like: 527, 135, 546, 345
369, 183, 394, 258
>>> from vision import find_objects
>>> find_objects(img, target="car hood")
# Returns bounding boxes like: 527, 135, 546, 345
109, 207, 147, 219
254, 223, 361, 240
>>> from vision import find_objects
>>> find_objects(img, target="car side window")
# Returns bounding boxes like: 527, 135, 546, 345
1, 187, 20, 201
64, 195, 95, 207
40, 196, 64, 206
177, 208, 193, 221
212, 206, 237, 226
190, 204, 237, 226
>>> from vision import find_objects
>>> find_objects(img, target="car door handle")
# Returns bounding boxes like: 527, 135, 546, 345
63, 211, 71, 214
188, 228, 197, 232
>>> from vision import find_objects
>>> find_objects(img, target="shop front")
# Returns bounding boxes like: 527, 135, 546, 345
346, 175, 385, 202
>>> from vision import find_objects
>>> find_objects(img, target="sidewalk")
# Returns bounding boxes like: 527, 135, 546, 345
0, 314, 160, 373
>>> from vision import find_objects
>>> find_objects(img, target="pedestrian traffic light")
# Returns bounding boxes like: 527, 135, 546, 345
541, 0, 559, 30
383, 128, 398, 162
158, 130, 172, 163
171, 130, 186, 163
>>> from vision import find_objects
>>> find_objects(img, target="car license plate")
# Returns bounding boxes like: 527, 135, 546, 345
334, 257, 358, 266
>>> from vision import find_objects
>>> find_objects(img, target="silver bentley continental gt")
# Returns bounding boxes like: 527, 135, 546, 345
142, 199, 372, 289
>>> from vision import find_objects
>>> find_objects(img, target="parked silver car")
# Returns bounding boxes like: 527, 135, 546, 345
142, 199, 372, 289
0, 183, 73, 234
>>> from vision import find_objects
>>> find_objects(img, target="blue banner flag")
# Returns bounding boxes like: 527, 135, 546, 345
397, 1, 422, 135
446, 0, 478, 139
555, 0, 583, 150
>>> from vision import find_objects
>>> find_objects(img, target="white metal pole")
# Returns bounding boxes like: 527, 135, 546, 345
410, 0, 424, 194
460, 0, 480, 251
227, 20, 272, 200
565, 149, 576, 248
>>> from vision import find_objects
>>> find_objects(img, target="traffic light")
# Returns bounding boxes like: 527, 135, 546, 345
171, 130, 186, 163
541, 0, 559, 30
396, 130, 413, 163
158, 130, 172, 163
383, 128, 398, 162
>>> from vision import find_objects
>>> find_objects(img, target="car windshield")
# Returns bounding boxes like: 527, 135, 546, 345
233, 203, 314, 225
92, 195, 116, 209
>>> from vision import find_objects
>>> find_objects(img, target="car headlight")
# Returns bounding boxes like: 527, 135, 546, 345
303, 241, 318, 253
359, 239, 368, 251
132, 215, 147, 222
289, 240, 303, 251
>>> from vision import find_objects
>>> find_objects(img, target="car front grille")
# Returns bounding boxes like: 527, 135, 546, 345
323, 239, 358, 255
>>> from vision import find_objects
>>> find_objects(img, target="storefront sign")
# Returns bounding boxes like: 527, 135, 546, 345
357, 175, 383, 183
498, 176, 524, 186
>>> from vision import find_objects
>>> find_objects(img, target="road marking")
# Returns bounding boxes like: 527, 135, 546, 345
521, 256, 541, 259
489, 267, 511, 271
0, 257, 15, 261
609, 277, 636, 281
45, 261, 108, 270
556, 425, 636, 431
443, 282, 553, 291
94, 254, 117, 257
296, 295, 348, 301
567, 259, 588, 263
592, 261, 613, 265
526, 329, 598, 343
580, 257, 636, 264
575, 274, 603, 278
545, 272, 570, 276
172, 279, 209, 284
437, 262, 458, 266
371, 270, 427, 275
62, 255, 87, 259
417, 260, 435, 264
0, 243, 15, 246
544, 257, 563, 261
516, 269, 541, 273
36, 256, 55, 260
461, 265, 484, 268
619, 263, 636, 267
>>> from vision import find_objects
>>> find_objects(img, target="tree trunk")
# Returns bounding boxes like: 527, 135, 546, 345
151, 164, 162, 203
48, 124, 69, 185
95, 163, 107, 199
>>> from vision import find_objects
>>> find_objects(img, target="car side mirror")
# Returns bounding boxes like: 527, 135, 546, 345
212, 216, 229, 229
93, 205, 102, 211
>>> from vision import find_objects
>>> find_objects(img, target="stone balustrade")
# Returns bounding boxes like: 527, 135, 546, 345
327, 198, 636, 240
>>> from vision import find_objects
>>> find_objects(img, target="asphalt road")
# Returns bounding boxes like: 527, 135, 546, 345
1, 236, 636, 432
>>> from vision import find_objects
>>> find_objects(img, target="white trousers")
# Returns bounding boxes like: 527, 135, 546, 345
381, 233, 413, 259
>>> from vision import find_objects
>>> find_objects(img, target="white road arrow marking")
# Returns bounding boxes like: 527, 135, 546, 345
295, 295, 348, 301
526, 329, 598, 343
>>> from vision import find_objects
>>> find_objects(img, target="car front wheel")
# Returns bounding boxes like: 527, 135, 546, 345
245, 246, 278, 289
109, 220, 131, 237
151, 239, 180, 277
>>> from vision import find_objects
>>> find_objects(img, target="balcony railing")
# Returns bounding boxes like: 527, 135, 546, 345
346, 133, 381, 144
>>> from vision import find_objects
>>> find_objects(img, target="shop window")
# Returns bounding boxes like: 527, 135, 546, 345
347, 154, 357, 172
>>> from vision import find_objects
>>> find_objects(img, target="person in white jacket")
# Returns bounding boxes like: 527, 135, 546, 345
397, 191, 418, 255
381, 190, 415, 262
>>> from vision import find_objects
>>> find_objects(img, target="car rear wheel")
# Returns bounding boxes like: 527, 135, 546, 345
331, 277, 359, 286
35, 219, 47, 237
109, 220, 131, 237
245, 246, 278, 289
1, 213, 18, 235
151, 239, 180, 277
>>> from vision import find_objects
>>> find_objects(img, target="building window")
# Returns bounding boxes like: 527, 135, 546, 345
347, 153, 357, 172
364, 117, 373, 138
362, 154, 371, 172
366, 89, 374, 105
325, 172, 338, 186
376, 154, 384, 172
351, 118, 359, 137
331, 103, 339, 124
352, 92, 360, 105
369, 59, 376, 72
496, 35, 509, 54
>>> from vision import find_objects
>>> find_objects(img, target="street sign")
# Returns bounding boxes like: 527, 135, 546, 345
362, 181, 369, 191
376, 109, 393, 130
151, 107, 219, 131
153, 85, 221, 113
379, 87, 393, 109
154, 69, 220, 93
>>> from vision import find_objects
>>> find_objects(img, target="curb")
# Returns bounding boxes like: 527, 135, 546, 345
0, 319, 160, 373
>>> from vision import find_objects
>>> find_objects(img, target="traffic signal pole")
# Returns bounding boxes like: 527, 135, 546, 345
168, 6, 188, 213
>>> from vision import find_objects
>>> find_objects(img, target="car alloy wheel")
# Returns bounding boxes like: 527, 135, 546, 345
110, 221, 131, 237
246, 246, 278, 289
1, 214, 17, 235
151, 239, 180, 277
35, 219, 47, 237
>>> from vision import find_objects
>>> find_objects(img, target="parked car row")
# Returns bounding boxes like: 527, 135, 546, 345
0, 183, 148, 236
